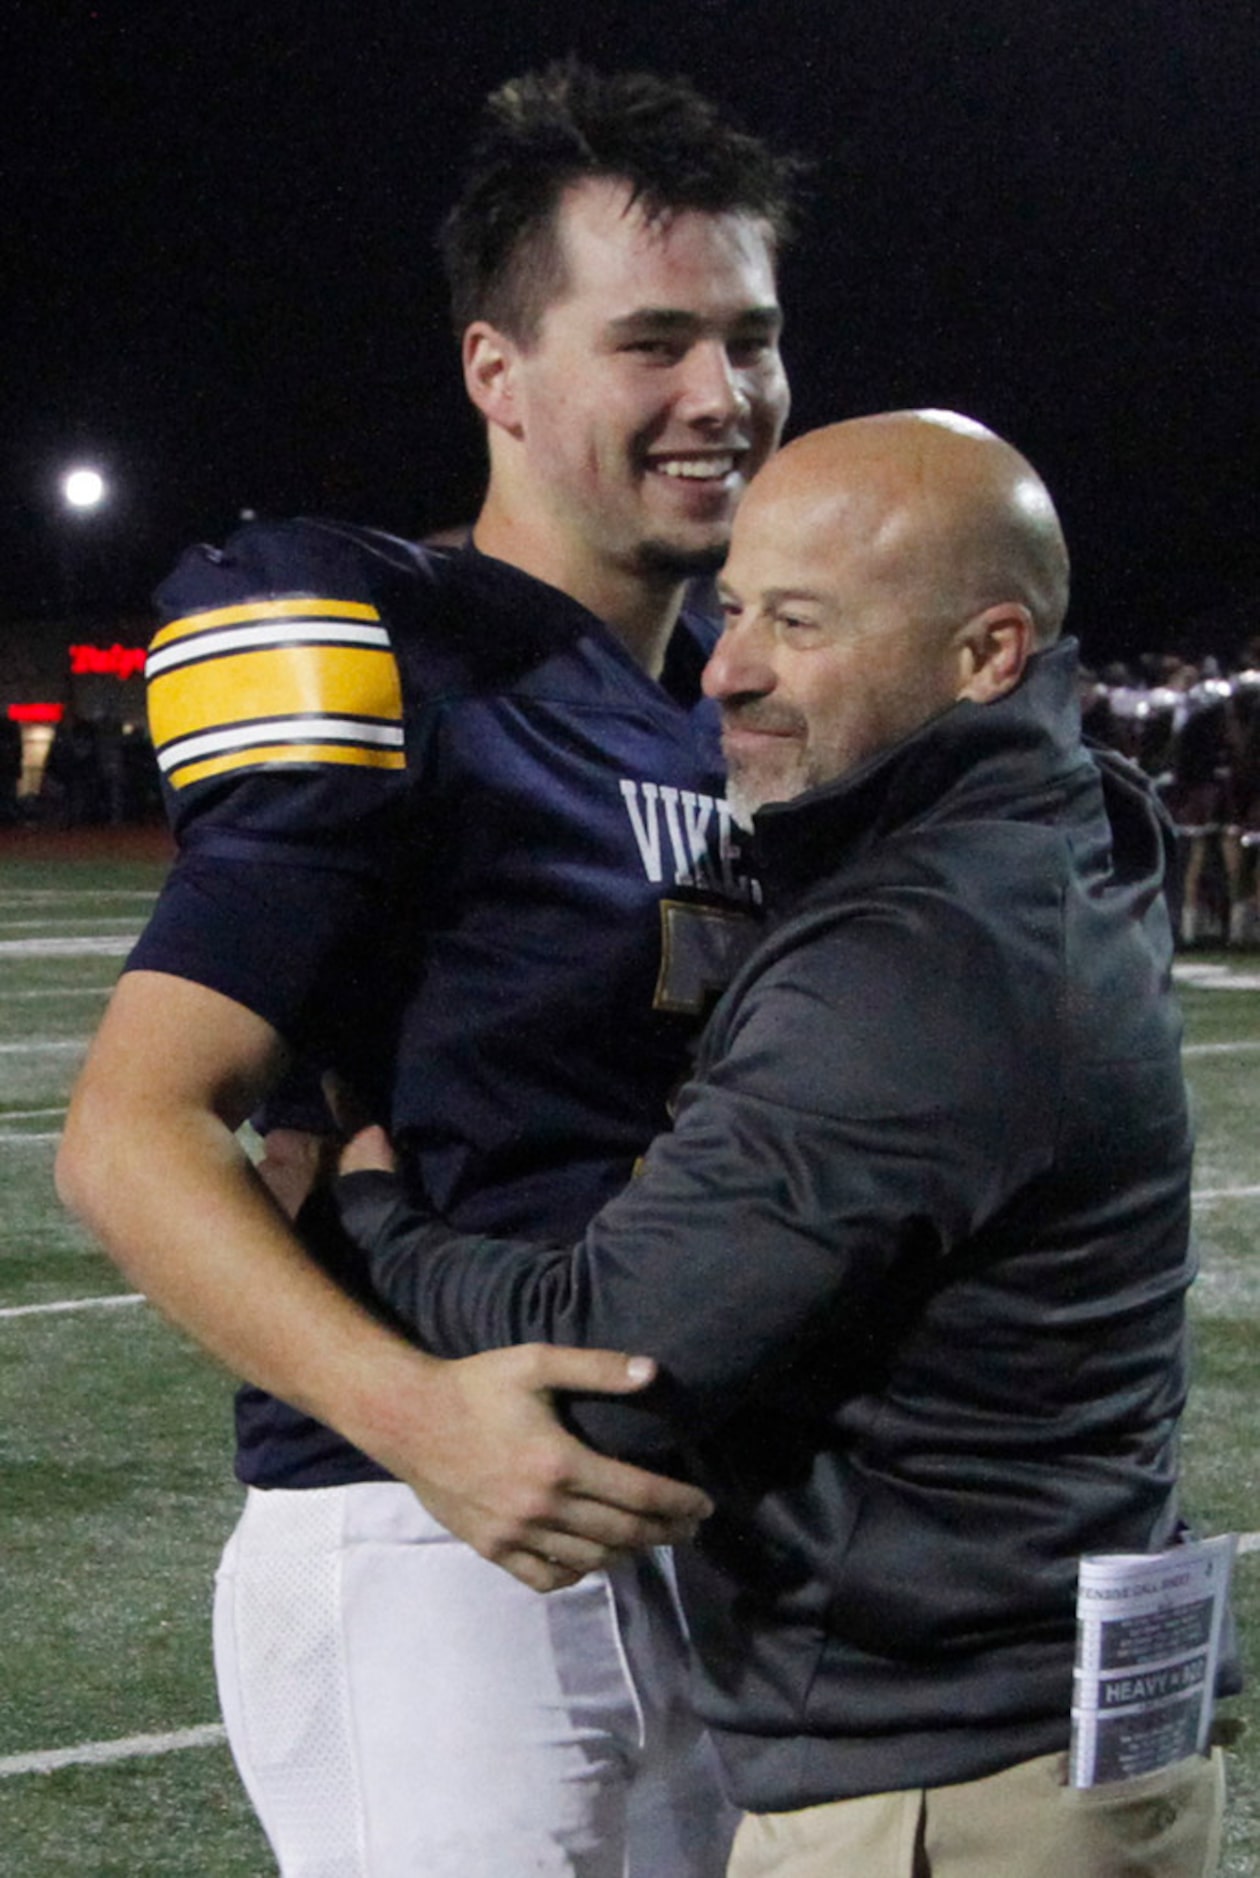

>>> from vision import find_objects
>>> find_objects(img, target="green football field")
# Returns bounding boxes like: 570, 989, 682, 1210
1, 845, 1256, 1875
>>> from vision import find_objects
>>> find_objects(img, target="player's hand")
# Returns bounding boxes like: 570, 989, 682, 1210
338, 1124, 397, 1177
255, 1127, 340, 1220
391, 1343, 713, 1593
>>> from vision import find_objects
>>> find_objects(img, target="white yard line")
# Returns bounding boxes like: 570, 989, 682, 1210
0, 1132, 66, 1144
0, 1294, 144, 1320
0, 1039, 86, 1054
1183, 1040, 1260, 1057
1174, 962, 1260, 992
2, 986, 113, 1000
0, 918, 147, 932
0, 890, 157, 902
0, 936, 137, 957
0, 1724, 227, 1780
1193, 1185, 1260, 1204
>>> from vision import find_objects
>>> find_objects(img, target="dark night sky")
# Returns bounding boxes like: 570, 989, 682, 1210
4, 0, 1257, 665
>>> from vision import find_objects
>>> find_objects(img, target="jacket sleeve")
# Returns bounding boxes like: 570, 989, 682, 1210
336, 896, 1056, 1467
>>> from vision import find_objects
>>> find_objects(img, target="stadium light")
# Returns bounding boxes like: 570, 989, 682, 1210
61, 466, 107, 512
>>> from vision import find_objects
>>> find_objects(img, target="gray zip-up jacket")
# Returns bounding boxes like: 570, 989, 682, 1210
339, 641, 1216, 1808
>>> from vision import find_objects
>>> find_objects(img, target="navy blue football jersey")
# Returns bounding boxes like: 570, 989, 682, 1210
132, 519, 760, 1486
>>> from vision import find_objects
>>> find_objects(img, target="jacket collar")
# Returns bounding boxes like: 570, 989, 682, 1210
750, 639, 1091, 905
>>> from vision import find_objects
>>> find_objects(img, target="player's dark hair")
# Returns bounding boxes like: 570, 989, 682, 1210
440, 60, 803, 344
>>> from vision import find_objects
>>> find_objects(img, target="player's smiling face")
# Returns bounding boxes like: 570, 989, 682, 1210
505, 178, 789, 581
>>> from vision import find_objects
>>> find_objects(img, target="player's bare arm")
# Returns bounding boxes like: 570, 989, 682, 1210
56, 970, 712, 1592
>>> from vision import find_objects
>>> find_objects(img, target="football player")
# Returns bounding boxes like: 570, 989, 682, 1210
58, 62, 798, 1876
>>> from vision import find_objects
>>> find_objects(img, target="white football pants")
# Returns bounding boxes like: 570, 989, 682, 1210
213, 1481, 739, 1876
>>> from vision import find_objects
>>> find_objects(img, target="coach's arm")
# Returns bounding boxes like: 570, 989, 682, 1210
336, 913, 1043, 1470
55, 969, 713, 1591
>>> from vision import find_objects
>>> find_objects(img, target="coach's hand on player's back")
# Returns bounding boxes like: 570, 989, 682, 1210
254, 1124, 340, 1218
389, 1342, 713, 1592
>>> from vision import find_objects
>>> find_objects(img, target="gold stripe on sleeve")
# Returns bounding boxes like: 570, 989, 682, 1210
149, 644, 403, 751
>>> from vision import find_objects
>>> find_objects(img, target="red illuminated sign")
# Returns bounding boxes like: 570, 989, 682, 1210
8, 703, 65, 724
69, 643, 147, 680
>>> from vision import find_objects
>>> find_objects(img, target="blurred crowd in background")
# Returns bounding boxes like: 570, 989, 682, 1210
0, 713, 162, 833
1083, 638, 1260, 949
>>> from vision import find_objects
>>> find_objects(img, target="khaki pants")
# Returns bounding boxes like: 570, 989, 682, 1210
728, 1748, 1225, 1878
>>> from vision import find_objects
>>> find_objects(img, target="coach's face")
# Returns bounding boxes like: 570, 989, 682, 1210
710, 513, 959, 827
706, 423, 1006, 826
488, 177, 789, 581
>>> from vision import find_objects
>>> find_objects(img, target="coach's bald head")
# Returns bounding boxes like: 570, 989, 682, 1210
706, 409, 1070, 821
